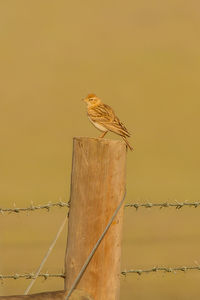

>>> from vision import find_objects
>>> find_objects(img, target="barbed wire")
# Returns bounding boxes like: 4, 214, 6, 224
125, 201, 200, 209
0, 273, 65, 280
121, 265, 200, 275
0, 201, 69, 214
2, 265, 200, 281
1, 200, 200, 215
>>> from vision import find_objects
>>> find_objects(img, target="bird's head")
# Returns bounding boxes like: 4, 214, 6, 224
82, 94, 101, 107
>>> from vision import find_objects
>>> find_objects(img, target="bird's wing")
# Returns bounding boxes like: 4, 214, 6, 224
109, 116, 131, 137
103, 116, 131, 137
88, 104, 131, 137
88, 104, 115, 123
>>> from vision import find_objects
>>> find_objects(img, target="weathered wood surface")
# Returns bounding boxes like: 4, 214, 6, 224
0, 289, 93, 300
65, 137, 126, 300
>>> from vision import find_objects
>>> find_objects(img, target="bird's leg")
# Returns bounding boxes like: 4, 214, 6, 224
99, 131, 107, 138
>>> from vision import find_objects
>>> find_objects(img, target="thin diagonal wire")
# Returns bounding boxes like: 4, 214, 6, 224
24, 214, 68, 295
65, 190, 126, 300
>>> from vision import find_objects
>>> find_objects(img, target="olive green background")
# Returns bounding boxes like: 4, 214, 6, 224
1, 0, 200, 299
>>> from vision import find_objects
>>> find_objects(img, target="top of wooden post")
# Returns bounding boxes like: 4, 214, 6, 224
73, 136, 126, 150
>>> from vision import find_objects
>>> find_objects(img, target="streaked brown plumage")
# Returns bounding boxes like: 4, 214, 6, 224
83, 93, 133, 151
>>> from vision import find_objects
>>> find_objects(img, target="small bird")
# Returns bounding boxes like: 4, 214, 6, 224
83, 93, 133, 151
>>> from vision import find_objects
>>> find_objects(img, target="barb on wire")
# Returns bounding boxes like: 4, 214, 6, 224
121, 265, 200, 275
125, 201, 200, 210
0, 201, 69, 214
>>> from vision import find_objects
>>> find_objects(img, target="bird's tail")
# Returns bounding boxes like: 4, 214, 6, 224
122, 136, 134, 151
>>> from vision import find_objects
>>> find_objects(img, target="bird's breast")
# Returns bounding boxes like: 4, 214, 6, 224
88, 116, 107, 132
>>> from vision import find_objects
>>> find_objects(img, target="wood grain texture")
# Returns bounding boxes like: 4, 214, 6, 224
65, 137, 126, 300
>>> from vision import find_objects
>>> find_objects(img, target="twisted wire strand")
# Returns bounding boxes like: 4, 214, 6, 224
121, 265, 200, 275
0, 273, 65, 280
0, 201, 69, 214
125, 201, 200, 209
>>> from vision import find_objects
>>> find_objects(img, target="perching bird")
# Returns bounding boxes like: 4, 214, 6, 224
83, 93, 133, 151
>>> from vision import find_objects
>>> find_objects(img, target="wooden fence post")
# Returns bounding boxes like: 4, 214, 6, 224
65, 137, 126, 300
0, 137, 126, 300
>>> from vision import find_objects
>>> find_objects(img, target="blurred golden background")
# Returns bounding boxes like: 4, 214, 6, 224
1, 0, 200, 299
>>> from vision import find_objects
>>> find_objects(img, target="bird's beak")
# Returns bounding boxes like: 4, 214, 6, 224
82, 97, 87, 103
